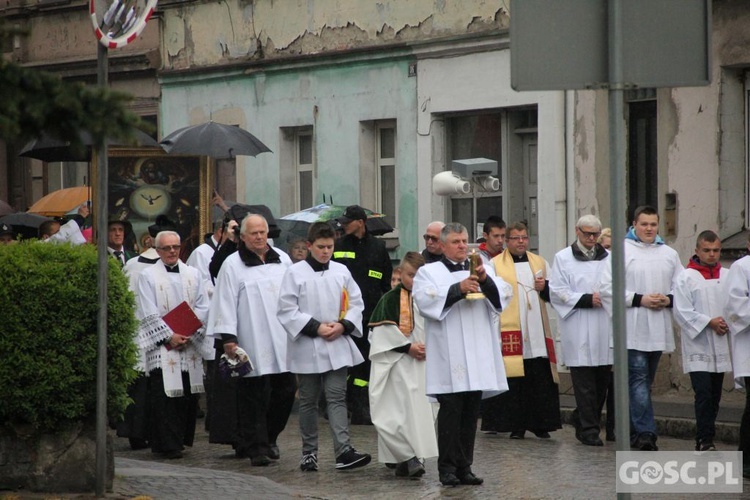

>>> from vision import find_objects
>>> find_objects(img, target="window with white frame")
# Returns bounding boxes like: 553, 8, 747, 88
377, 124, 397, 227
295, 128, 314, 210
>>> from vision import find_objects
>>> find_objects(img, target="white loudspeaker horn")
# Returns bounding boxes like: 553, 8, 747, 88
475, 175, 500, 192
433, 171, 471, 195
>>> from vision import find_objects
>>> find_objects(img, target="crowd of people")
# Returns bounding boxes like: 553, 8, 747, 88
8, 198, 750, 485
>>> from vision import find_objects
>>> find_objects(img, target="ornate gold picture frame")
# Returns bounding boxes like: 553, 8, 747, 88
97, 148, 213, 259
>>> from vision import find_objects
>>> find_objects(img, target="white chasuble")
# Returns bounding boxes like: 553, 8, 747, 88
412, 262, 512, 398
208, 250, 291, 376
277, 260, 365, 374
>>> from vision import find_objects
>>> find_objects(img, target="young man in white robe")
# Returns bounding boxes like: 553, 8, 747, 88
674, 230, 731, 452
369, 251, 438, 479
207, 214, 295, 466
606, 205, 682, 451
549, 215, 613, 447
723, 234, 750, 477
135, 230, 210, 459
413, 222, 512, 487
277, 222, 372, 472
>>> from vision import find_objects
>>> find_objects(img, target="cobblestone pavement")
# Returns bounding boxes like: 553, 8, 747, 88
112, 411, 748, 500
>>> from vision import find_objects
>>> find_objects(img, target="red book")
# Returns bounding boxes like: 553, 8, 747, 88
162, 301, 203, 351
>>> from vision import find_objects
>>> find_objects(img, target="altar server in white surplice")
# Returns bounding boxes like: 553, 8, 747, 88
600, 205, 682, 452
412, 223, 511, 487
725, 234, 750, 478
208, 214, 295, 466
549, 215, 613, 447
277, 222, 372, 473
135, 230, 210, 459
368, 252, 438, 479
674, 230, 731, 453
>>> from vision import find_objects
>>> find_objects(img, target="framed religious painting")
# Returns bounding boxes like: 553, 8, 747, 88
104, 148, 212, 261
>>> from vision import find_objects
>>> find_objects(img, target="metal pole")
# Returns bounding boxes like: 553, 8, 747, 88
608, 1, 630, 499
95, 41, 110, 498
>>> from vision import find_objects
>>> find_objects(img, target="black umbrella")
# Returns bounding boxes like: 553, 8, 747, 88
224, 203, 281, 238
19, 129, 162, 162
160, 121, 272, 159
0, 213, 52, 239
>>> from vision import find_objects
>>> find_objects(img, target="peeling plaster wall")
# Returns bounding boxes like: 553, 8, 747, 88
162, 0, 509, 68
160, 60, 419, 251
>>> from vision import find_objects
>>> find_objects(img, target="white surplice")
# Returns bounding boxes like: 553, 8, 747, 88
674, 266, 731, 374
724, 256, 750, 385
124, 248, 160, 292
600, 239, 682, 352
277, 260, 365, 374
549, 247, 613, 367
186, 239, 218, 297
207, 249, 291, 376
369, 302, 438, 463
412, 261, 512, 398
136, 261, 210, 396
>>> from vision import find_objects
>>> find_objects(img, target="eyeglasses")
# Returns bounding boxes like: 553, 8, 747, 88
423, 234, 439, 243
578, 230, 602, 239
158, 245, 181, 252
507, 236, 529, 241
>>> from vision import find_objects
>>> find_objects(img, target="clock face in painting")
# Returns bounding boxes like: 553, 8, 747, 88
130, 185, 170, 218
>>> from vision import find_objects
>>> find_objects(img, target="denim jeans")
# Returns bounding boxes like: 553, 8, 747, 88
628, 349, 662, 439
297, 367, 351, 458
689, 371, 724, 444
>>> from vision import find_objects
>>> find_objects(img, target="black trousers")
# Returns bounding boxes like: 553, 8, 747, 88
117, 373, 150, 443
267, 372, 297, 445
236, 375, 271, 459
570, 365, 612, 439
741, 377, 750, 469
436, 391, 482, 475
690, 371, 724, 444
148, 369, 198, 454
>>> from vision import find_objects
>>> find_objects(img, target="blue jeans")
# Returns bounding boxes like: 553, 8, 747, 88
628, 349, 661, 440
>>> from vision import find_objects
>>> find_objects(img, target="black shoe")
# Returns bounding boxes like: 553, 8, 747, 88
251, 455, 271, 466
458, 472, 484, 485
300, 453, 318, 472
128, 437, 149, 450
578, 435, 604, 447
439, 472, 461, 486
510, 430, 526, 439
394, 461, 410, 477
267, 443, 280, 460
696, 440, 716, 452
335, 448, 371, 470
384, 463, 398, 469
533, 431, 551, 439
634, 432, 658, 451
406, 457, 425, 478
161, 450, 183, 459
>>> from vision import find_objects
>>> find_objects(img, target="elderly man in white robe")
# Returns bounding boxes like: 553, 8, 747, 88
602, 205, 682, 452
723, 233, 750, 478
278, 222, 371, 472
118, 216, 177, 450
413, 222, 512, 487
549, 214, 613, 447
135, 230, 210, 459
674, 230, 731, 453
207, 214, 294, 466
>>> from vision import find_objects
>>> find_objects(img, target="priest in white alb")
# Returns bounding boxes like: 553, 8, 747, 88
412, 223, 511, 487
549, 215, 612, 447
368, 251, 438, 479
135, 230, 210, 459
